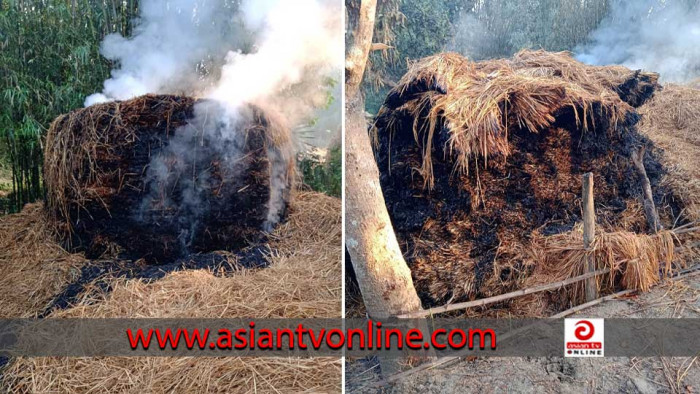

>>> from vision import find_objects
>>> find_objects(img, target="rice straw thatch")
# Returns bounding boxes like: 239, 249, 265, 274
638, 83, 700, 222
375, 50, 657, 189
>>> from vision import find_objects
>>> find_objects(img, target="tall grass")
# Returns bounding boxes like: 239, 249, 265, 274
0, 0, 139, 212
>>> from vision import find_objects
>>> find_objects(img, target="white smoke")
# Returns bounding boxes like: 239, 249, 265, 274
576, 0, 700, 83
85, 0, 342, 128
85, 0, 242, 106
208, 0, 341, 111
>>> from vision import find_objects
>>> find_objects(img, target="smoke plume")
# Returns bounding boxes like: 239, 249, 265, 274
85, 0, 341, 252
576, 0, 700, 83
85, 0, 241, 106
85, 0, 342, 125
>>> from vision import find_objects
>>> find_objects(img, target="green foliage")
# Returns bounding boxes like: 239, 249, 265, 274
364, 0, 470, 113
298, 146, 341, 198
389, 0, 466, 70
0, 0, 139, 213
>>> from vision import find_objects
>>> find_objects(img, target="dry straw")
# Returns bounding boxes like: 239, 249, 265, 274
375, 50, 657, 189
2, 192, 341, 393
638, 84, 700, 222
528, 225, 677, 303
0, 203, 86, 317
43, 94, 294, 246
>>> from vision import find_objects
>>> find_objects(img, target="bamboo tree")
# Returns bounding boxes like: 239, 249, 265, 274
0, 0, 140, 212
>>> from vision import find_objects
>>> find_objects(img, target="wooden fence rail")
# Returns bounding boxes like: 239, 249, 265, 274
397, 241, 697, 319
397, 268, 610, 318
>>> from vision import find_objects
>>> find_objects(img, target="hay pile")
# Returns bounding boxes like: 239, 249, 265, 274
524, 226, 676, 308
2, 192, 342, 393
371, 50, 689, 308
0, 203, 86, 317
45, 94, 295, 263
638, 83, 700, 222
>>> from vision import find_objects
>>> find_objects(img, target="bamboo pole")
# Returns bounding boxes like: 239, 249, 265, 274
397, 268, 610, 319
582, 173, 597, 303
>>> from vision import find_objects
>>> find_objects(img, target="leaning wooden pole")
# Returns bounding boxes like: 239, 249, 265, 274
582, 173, 598, 303
398, 268, 610, 318
631, 146, 662, 233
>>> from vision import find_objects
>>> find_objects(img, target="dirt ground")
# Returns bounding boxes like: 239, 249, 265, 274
346, 273, 700, 393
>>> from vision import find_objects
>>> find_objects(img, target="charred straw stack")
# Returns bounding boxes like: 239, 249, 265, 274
44, 94, 294, 263
373, 50, 691, 308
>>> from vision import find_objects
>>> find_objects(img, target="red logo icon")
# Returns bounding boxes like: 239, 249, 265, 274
565, 318, 604, 357
574, 320, 595, 341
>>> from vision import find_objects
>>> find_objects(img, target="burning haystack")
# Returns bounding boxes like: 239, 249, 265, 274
44, 94, 294, 263
373, 50, 693, 309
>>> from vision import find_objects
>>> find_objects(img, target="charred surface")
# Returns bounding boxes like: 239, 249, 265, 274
40, 245, 271, 317
614, 70, 659, 107
44, 95, 294, 263
372, 55, 681, 307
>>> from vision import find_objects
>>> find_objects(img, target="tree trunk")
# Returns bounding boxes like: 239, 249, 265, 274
345, 93, 423, 320
345, 0, 377, 99
345, 0, 422, 321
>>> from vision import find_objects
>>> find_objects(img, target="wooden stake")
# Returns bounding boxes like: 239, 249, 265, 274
582, 173, 598, 303
631, 146, 661, 233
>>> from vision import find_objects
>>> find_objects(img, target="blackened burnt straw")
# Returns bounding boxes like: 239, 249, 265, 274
43, 95, 295, 264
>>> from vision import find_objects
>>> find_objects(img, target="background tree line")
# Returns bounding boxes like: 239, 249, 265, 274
0, 0, 138, 213
363, 0, 614, 112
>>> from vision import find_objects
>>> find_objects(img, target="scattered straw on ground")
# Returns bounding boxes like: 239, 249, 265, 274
638, 83, 700, 222
3, 192, 342, 393
0, 203, 86, 317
